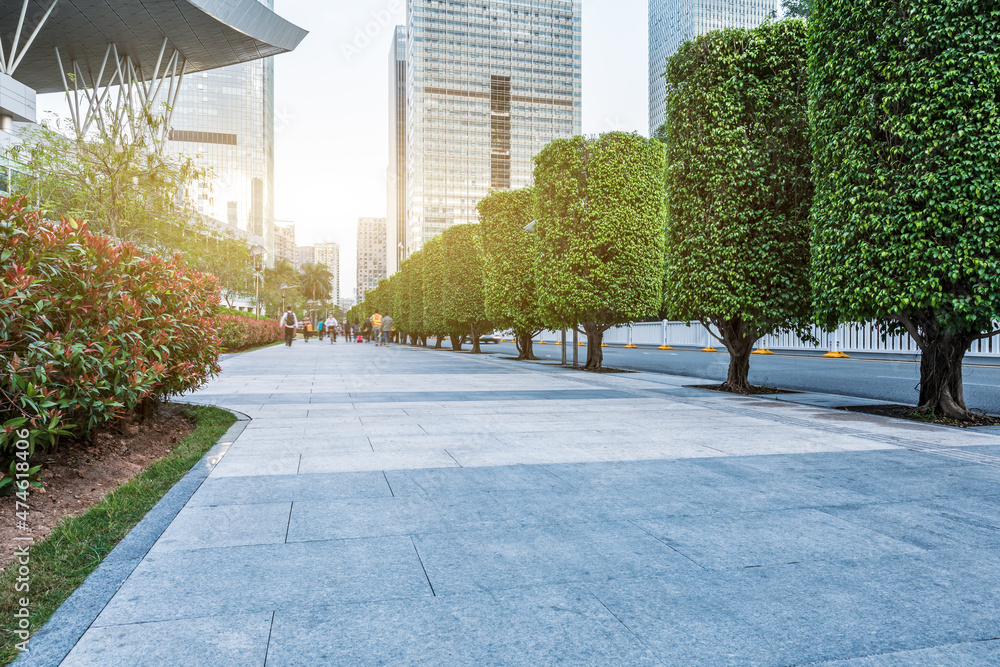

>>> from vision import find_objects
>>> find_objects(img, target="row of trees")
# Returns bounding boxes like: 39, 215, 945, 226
348, 132, 666, 368
361, 7, 998, 421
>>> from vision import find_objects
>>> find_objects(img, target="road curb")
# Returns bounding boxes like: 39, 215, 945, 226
13, 409, 250, 667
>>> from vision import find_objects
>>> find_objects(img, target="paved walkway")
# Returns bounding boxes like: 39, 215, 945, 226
34, 342, 1000, 664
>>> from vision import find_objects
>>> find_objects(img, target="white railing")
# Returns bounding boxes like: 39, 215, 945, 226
532, 321, 1000, 358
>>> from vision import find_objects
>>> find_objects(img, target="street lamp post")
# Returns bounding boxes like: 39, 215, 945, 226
250, 244, 266, 320
280, 283, 289, 315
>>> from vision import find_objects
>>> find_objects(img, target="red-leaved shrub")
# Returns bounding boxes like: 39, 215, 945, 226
0, 198, 221, 489
216, 313, 283, 352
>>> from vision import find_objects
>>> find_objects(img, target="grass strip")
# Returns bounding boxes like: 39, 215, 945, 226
0, 405, 236, 665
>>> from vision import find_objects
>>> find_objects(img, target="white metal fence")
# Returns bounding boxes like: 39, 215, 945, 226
532, 321, 1000, 359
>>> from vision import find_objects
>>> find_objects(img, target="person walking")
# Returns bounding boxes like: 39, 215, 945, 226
371, 311, 383, 346
326, 315, 337, 343
380, 313, 394, 347
361, 317, 373, 343
317, 317, 325, 341
281, 309, 297, 347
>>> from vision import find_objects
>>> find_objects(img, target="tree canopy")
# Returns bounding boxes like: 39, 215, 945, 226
478, 188, 544, 359
809, 0, 1000, 418
532, 131, 666, 368
442, 223, 491, 353
662, 20, 813, 392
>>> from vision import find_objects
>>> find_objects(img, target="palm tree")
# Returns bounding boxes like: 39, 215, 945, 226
299, 262, 333, 302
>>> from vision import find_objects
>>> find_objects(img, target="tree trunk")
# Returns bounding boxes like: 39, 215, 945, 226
582, 323, 604, 370
450, 330, 464, 351
916, 329, 974, 420
516, 331, 537, 360
434, 335, 444, 349
717, 317, 756, 394
469, 325, 483, 354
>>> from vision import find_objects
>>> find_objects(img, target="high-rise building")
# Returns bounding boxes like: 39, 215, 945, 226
156, 0, 279, 259
274, 220, 297, 267
297, 245, 315, 268
314, 241, 341, 305
648, 0, 776, 134
356, 217, 387, 301
387, 25, 407, 275
404, 0, 582, 253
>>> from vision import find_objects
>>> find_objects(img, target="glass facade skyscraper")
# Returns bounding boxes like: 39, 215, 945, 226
156, 0, 276, 257
404, 0, 582, 253
388, 26, 407, 275
357, 217, 388, 301
648, 0, 776, 134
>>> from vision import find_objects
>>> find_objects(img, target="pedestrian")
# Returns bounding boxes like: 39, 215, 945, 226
326, 314, 337, 343
281, 309, 297, 347
361, 317, 373, 343
303, 318, 312, 342
380, 313, 394, 347
317, 317, 325, 341
371, 311, 383, 346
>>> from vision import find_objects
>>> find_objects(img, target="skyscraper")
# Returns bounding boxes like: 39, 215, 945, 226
356, 217, 387, 301
297, 245, 315, 268
314, 241, 341, 305
387, 26, 407, 275
648, 0, 776, 134
156, 0, 278, 258
404, 0, 582, 253
274, 221, 297, 267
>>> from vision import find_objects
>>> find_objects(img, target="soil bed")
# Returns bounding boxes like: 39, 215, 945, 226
0, 405, 193, 570
687, 383, 798, 395
840, 404, 1000, 428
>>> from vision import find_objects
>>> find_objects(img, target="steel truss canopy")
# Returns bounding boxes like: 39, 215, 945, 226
1, 0, 308, 94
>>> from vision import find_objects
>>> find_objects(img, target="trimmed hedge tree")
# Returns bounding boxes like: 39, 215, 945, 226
421, 235, 448, 348
662, 21, 813, 393
810, 0, 1000, 419
533, 132, 666, 369
478, 188, 544, 360
442, 224, 491, 354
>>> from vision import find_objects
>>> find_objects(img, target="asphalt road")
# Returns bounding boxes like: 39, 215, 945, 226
484, 342, 1000, 416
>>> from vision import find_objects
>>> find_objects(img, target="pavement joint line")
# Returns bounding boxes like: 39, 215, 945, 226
470, 350, 1000, 468
262, 610, 276, 667
382, 470, 395, 497
283, 502, 294, 544
583, 584, 660, 662
443, 449, 463, 467
410, 537, 436, 596
14, 410, 251, 667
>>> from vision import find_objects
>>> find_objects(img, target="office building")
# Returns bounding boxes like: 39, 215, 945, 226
314, 241, 341, 305
404, 0, 582, 253
648, 0, 776, 134
274, 221, 297, 267
0, 1, 304, 208
356, 216, 387, 301
387, 25, 407, 275
155, 0, 285, 261
297, 245, 315, 268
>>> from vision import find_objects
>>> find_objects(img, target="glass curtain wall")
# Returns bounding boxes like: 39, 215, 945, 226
405, 0, 582, 253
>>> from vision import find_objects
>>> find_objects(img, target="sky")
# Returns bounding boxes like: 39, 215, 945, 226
36, 0, 648, 298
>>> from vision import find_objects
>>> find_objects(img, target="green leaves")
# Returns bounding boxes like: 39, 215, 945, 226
662, 21, 813, 336
532, 132, 667, 332
809, 0, 1000, 337
478, 188, 542, 338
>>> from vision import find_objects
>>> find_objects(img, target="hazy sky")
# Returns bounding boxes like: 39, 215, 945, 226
37, 0, 648, 296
